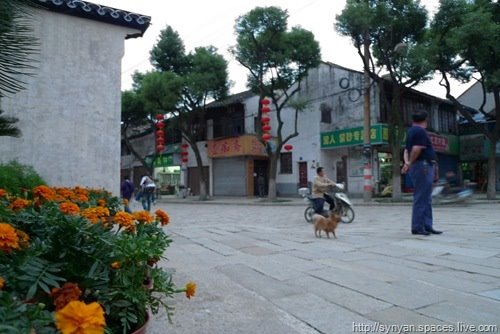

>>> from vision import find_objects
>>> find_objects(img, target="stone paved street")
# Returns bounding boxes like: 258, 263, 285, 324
144, 200, 500, 334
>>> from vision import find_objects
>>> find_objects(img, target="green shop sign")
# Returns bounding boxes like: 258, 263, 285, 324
153, 154, 174, 167
321, 124, 389, 148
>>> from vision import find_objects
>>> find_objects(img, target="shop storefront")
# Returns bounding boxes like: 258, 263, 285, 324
207, 135, 266, 196
460, 134, 500, 191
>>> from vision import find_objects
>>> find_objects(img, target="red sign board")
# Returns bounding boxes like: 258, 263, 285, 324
428, 133, 449, 153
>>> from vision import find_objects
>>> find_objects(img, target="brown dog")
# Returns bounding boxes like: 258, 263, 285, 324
313, 212, 340, 238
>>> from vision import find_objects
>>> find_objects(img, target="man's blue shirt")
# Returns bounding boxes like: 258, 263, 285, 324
405, 125, 436, 162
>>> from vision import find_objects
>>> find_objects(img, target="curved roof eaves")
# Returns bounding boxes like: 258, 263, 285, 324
35, 0, 151, 38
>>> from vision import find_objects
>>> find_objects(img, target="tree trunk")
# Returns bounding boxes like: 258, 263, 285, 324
390, 85, 404, 201
487, 88, 500, 200
191, 142, 208, 201
267, 152, 278, 201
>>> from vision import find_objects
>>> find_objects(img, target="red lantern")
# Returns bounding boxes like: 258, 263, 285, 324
181, 157, 188, 163
181, 143, 189, 149
260, 98, 270, 105
155, 114, 164, 120
284, 144, 293, 151
156, 137, 165, 145
262, 133, 272, 141
156, 130, 164, 138
261, 106, 270, 113
156, 144, 165, 152
156, 121, 165, 129
261, 116, 270, 124
181, 151, 188, 156
262, 125, 271, 132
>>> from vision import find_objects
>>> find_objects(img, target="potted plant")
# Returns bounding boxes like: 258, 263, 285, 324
0, 185, 195, 334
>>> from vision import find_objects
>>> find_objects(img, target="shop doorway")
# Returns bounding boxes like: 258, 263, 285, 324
298, 162, 308, 188
253, 159, 268, 196
336, 156, 348, 191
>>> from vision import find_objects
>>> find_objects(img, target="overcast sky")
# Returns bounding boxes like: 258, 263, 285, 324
95, 0, 469, 98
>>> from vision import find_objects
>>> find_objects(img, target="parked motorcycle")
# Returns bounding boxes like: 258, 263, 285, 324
299, 183, 355, 224
431, 180, 473, 204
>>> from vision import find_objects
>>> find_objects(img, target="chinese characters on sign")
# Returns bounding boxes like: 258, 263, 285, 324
208, 135, 267, 158
428, 133, 449, 152
321, 124, 389, 148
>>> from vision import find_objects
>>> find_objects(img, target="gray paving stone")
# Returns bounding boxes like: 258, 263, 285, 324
394, 240, 499, 259
194, 237, 239, 256
417, 301, 500, 325
479, 289, 500, 301
273, 293, 375, 334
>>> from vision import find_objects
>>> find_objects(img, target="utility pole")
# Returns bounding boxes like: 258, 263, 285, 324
363, 30, 372, 202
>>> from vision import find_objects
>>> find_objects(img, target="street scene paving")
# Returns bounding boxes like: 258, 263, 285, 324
146, 201, 500, 334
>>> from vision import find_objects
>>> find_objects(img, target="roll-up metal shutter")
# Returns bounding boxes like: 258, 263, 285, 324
213, 157, 246, 195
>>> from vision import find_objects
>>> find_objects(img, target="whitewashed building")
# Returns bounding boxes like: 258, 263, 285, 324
0, 0, 150, 194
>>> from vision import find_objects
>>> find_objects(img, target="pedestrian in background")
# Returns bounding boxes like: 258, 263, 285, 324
140, 174, 155, 211
120, 175, 134, 213
401, 109, 442, 236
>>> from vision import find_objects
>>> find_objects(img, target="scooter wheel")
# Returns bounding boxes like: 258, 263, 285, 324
304, 207, 314, 223
340, 206, 355, 224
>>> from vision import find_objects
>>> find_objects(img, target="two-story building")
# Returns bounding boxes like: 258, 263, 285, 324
125, 62, 460, 197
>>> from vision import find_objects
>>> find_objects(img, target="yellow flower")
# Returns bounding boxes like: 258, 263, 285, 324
60, 202, 81, 215
16, 229, 30, 248
55, 300, 105, 334
97, 199, 106, 207
134, 211, 154, 224
8, 198, 31, 212
81, 207, 110, 224
155, 209, 170, 226
0, 277, 5, 289
185, 281, 196, 299
0, 223, 20, 252
111, 261, 121, 269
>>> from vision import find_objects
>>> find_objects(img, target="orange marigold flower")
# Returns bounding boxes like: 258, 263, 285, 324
0, 189, 7, 197
111, 261, 121, 269
155, 209, 170, 226
59, 202, 81, 215
56, 188, 75, 200
32, 185, 57, 202
81, 207, 110, 224
55, 300, 105, 334
16, 229, 30, 248
8, 198, 31, 212
0, 223, 20, 252
114, 212, 135, 231
51, 282, 82, 310
134, 211, 154, 224
0, 277, 4, 289
97, 199, 106, 207
185, 281, 196, 299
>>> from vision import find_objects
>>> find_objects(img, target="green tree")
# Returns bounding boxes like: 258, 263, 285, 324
142, 25, 229, 200
231, 6, 321, 200
427, 0, 499, 199
0, 0, 39, 137
336, 0, 432, 200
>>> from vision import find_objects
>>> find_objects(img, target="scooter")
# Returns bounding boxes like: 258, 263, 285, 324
431, 180, 473, 204
299, 183, 355, 224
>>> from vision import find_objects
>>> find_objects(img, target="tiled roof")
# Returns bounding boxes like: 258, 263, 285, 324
35, 0, 151, 38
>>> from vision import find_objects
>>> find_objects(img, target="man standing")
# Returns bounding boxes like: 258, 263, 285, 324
401, 110, 442, 236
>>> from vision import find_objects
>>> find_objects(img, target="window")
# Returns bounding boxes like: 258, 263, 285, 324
280, 152, 292, 174
320, 103, 332, 123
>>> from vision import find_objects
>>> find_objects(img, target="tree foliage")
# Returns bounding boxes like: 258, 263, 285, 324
127, 25, 230, 200
231, 6, 321, 200
427, 0, 499, 199
336, 0, 432, 200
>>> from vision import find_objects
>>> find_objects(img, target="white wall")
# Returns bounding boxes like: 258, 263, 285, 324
0, 9, 139, 194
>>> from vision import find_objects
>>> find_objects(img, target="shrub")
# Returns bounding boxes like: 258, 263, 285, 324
0, 161, 45, 196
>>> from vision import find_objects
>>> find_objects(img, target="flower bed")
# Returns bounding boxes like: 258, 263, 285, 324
0, 185, 195, 334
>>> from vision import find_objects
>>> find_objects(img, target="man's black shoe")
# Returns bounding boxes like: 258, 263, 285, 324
428, 229, 443, 234
412, 230, 430, 236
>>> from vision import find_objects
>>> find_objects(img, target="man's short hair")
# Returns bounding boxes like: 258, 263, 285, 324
316, 167, 324, 175
412, 109, 428, 122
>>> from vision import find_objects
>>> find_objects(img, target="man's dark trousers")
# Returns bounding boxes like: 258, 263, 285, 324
409, 160, 434, 232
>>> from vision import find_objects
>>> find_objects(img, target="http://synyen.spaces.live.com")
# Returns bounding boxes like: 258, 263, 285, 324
352, 322, 498, 334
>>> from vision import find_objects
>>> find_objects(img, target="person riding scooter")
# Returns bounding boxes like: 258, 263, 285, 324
311, 167, 337, 214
